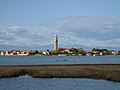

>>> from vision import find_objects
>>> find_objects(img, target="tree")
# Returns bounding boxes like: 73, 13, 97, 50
50, 51, 61, 55
70, 48, 78, 54
34, 50, 39, 54
79, 50, 86, 56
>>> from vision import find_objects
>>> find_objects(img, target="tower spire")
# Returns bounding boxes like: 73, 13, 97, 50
54, 34, 58, 51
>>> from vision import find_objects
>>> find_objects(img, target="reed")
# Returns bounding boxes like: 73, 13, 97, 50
0, 64, 120, 82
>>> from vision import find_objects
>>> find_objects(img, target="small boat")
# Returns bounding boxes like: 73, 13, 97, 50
57, 59, 69, 61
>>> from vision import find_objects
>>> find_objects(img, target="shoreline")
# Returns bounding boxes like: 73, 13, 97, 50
0, 64, 120, 82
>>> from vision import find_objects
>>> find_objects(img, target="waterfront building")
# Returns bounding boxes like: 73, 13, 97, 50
54, 34, 58, 51
5, 51, 9, 55
0, 52, 4, 56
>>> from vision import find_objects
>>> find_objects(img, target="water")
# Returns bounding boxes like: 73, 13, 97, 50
0, 76, 120, 90
0, 56, 120, 66
0, 56, 120, 90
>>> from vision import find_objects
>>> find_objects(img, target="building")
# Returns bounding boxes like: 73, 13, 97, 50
54, 34, 58, 51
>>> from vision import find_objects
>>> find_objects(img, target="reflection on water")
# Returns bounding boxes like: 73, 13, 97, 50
0, 76, 120, 90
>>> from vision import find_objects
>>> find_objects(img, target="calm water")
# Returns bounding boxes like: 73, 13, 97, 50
0, 76, 120, 90
0, 56, 120, 90
0, 56, 120, 65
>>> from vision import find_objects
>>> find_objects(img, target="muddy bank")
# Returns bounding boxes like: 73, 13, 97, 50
0, 64, 120, 82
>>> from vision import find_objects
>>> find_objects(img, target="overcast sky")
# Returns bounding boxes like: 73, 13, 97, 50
0, 0, 120, 50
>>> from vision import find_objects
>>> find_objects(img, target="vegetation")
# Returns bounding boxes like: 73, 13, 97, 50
0, 64, 120, 82
78, 50, 87, 56
70, 48, 78, 54
92, 48, 112, 55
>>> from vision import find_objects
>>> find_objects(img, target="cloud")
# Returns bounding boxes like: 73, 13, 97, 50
58, 34, 120, 48
0, 25, 53, 47
0, 16, 120, 49
8, 26, 19, 29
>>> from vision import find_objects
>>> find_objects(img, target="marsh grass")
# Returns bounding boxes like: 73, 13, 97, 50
0, 64, 120, 82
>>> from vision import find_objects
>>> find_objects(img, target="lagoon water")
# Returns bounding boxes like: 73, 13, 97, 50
0, 76, 120, 90
0, 56, 120, 66
0, 56, 120, 90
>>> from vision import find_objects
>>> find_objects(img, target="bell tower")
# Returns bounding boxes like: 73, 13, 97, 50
54, 34, 58, 51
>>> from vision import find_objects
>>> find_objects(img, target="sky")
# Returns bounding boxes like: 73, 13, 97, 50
0, 0, 120, 50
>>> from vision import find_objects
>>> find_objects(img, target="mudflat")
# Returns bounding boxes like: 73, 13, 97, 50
0, 64, 120, 82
